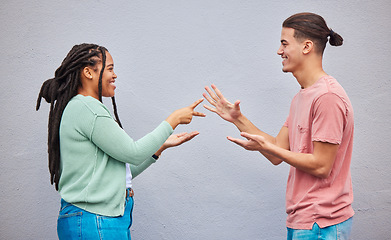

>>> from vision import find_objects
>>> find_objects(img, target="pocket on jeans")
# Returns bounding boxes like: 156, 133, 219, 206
57, 206, 83, 240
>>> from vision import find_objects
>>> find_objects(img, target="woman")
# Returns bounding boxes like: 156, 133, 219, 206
36, 43, 205, 239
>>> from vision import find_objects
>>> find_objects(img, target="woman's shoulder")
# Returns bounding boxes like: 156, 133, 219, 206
67, 95, 111, 117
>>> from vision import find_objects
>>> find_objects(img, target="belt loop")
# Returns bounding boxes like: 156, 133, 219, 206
127, 188, 134, 197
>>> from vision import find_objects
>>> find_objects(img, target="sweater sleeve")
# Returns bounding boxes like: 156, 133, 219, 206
129, 157, 157, 178
90, 116, 173, 166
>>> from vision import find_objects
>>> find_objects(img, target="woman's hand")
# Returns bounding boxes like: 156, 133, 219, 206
166, 98, 206, 129
154, 131, 200, 157
163, 131, 200, 148
203, 84, 242, 123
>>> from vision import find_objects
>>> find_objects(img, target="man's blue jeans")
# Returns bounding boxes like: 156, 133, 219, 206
57, 189, 134, 240
287, 217, 353, 240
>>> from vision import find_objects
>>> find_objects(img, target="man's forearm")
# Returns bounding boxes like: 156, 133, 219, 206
262, 142, 337, 179
233, 114, 277, 144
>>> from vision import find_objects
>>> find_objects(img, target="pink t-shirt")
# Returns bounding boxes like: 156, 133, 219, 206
283, 75, 354, 229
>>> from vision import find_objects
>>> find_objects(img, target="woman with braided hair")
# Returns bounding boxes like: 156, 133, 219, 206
36, 43, 205, 239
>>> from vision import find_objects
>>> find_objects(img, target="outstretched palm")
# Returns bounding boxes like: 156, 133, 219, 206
203, 84, 242, 123
163, 132, 199, 148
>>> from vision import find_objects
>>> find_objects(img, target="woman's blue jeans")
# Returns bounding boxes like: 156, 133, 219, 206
57, 189, 134, 240
287, 217, 353, 240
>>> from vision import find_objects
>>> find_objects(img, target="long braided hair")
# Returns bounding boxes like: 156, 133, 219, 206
36, 43, 122, 190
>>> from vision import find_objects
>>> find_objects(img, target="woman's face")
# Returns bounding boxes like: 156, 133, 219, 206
78, 52, 117, 100
99, 51, 117, 98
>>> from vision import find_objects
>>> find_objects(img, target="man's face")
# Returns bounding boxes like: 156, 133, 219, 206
277, 27, 304, 73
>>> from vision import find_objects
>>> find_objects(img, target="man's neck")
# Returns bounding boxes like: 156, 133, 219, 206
292, 57, 326, 89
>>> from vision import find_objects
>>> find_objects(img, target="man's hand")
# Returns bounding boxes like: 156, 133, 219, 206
203, 84, 242, 123
227, 132, 270, 152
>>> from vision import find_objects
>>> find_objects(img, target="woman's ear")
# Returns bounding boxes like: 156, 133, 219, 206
81, 67, 93, 80
303, 40, 314, 54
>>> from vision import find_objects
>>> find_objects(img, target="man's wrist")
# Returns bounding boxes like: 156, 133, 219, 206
233, 113, 247, 129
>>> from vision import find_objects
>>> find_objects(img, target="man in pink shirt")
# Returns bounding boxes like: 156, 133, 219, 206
203, 13, 354, 239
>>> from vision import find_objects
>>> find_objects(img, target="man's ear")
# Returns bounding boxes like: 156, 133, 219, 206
82, 67, 93, 80
303, 40, 314, 54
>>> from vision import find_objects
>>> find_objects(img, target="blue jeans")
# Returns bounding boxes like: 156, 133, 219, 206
287, 217, 353, 240
57, 189, 134, 240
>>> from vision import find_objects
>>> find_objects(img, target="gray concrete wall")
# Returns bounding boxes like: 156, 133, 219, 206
1, 1, 390, 239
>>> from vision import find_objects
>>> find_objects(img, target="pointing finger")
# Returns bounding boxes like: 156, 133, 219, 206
192, 111, 206, 117
189, 98, 204, 109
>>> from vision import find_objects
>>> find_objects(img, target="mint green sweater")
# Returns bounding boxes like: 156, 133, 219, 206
59, 95, 173, 216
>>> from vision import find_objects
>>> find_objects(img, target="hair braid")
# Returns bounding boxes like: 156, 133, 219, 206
111, 97, 123, 128
98, 48, 106, 102
36, 43, 123, 190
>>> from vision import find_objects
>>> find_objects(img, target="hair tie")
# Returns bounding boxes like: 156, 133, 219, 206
329, 29, 334, 37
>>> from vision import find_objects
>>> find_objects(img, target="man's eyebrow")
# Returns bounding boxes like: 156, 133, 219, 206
281, 40, 288, 43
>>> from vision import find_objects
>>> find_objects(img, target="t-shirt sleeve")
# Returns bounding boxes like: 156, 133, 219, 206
311, 93, 346, 144
284, 115, 289, 128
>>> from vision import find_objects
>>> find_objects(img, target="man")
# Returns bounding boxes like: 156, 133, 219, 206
203, 13, 354, 240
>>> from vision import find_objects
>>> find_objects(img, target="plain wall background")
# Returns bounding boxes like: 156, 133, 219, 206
1, 0, 390, 239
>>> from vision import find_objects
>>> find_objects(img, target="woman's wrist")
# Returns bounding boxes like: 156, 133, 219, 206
165, 115, 179, 130
154, 145, 166, 159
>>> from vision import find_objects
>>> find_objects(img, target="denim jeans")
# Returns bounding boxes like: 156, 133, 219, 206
287, 217, 353, 240
57, 189, 134, 240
